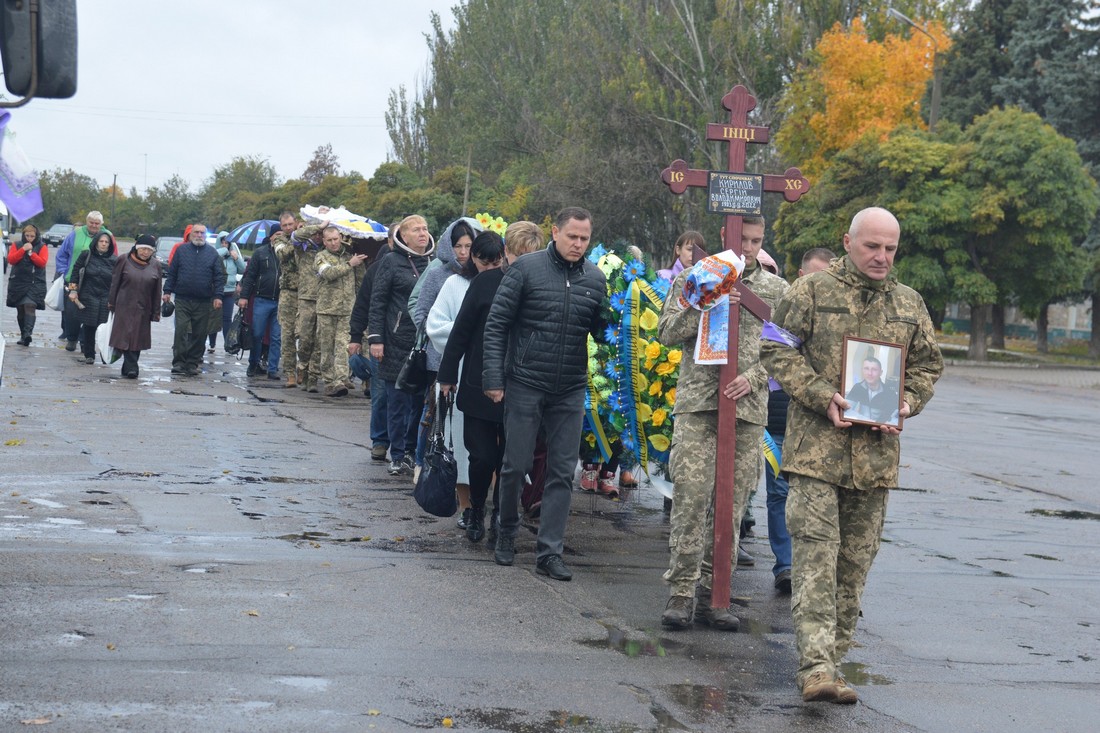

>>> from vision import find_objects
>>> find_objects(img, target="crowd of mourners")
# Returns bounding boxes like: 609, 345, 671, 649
6, 203, 943, 706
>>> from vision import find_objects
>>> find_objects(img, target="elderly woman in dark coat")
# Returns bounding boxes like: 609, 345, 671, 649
68, 232, 118, 364
108, 234, 162, 378
6, 224, 48, 346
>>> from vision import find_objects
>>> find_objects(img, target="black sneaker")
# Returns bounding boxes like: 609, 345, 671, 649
183, 365, 200, 376
737, 545, 755, 567
494, 535, 516, 566
536, 554, 572, 581
401, 455, 416, 475
65, 340, 77, 352
246, 363, 261, 377
388, 460, 404, 476
171, 365, 185, 375
457, 507, 471, 529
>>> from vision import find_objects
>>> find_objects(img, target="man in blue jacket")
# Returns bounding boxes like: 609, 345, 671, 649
163, 223, 226, 376
482, 207, 606, 580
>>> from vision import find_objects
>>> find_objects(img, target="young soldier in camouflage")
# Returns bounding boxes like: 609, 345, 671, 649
658, 217, 789, 631
292, 221, 327, 392
315, 227, 367, 397
272, 212, 300, 387
761, 207, 943, 705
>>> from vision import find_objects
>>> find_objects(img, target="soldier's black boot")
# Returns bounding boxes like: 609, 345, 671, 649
694, 586, 740, 631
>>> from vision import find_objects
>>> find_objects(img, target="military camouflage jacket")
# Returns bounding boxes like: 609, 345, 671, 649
293, 224, 325, 301
314, 247, 358, 316
760, 255, 943, 490
272, 231, 298, 292
658, 263, 789, 425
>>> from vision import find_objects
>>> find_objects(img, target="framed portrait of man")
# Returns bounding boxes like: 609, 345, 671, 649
840, 336, 906, 428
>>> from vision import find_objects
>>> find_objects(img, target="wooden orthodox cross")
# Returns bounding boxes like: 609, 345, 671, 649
661, 85, 810, 609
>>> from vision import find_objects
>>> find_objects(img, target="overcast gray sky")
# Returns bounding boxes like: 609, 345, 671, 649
8, 0, 453, 194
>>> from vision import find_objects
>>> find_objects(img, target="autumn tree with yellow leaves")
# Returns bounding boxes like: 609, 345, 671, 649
777, 17, 951, 179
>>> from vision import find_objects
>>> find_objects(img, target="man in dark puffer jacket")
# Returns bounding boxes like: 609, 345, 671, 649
482, 207, 606, 580
163, 223, 226, 376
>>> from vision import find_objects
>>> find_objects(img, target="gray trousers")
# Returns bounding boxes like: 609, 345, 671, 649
173, 297, 214, 370
497, 380, 585, 561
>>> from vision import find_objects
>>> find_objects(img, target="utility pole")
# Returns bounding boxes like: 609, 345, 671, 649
887, 6, 941, 132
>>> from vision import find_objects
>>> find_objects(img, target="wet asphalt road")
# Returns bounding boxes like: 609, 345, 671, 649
1, 299, 1098, 732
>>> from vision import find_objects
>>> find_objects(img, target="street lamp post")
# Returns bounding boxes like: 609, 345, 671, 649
887, 6, 942, 132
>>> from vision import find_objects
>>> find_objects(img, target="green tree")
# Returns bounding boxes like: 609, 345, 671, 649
301, 144, 341, 187
199, 156, 280, 230
146, 174, 202, 236
29, 168, 101, 228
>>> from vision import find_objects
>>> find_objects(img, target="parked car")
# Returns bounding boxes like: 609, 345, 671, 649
155, 236, 184, 272
43, 223, 75, 247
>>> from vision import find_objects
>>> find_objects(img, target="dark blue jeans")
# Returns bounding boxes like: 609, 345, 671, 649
384, 380, 420, 462
248, 297, 281, 375
765, 429, 792, 576
350, 354, 390, 448
497, 380, 585, 561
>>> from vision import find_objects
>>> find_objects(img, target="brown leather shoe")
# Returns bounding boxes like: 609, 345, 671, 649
284, 374, 297, 388
832, 675, 859, 704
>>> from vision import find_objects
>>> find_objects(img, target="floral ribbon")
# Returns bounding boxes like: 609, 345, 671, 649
585, 339, 614, 463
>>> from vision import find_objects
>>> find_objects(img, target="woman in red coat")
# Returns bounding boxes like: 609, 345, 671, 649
6, 224, 49, 346
108, 235, 163, 378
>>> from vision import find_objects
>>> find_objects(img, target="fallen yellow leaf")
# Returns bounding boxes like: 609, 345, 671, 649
367, 710, 380, 716
245, 610, 259, 617
4, 439, 25, 446
442, 717, 454, 728
19, 716, 53, 725
106, 643, 116, 651
10, 491, 19, 496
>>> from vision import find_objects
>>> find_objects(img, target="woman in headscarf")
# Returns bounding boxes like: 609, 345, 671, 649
108, 234, 163, 378
68, 231, 118, 364
6, 224, 48, 346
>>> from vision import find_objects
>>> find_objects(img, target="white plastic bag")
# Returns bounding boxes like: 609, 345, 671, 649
95, 313, 118, 364
45, 276, 65, 311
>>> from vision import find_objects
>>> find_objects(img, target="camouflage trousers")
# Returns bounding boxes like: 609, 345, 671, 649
786, 474, 888, 686
663, 411, 763, 597
278, 290, 298, 375
316, 313, 350, 389
295, 298, 320, 384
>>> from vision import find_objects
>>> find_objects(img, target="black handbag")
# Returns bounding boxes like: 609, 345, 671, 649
396, 323, 429, 394
413, 391, 458, 518
225, 309, 252, 357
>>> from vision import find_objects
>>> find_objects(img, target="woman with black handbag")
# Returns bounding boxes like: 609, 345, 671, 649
68, 232, 117, 365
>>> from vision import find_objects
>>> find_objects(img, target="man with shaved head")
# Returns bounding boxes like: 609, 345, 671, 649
761, 207, 943, 705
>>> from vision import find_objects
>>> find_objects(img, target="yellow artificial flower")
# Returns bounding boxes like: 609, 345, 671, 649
637, 403, 652, 422
651, 408, 668, 427
645, 357, 657, 370
655, 362, 676, 376
667, 349, 682, 366
644, 341, 662, 360
475, 212, 492, 228
649, 434, 671, 452
649, 380, 664, 396
639, 308, 659, 331
636, 373, 648, 392
491, 216, 508, 234
585, 432, 596, 447
666, 387, 677, 405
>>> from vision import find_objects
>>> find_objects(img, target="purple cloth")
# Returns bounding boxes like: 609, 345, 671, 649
0, 111, 44, 220
657, 259, 684, 282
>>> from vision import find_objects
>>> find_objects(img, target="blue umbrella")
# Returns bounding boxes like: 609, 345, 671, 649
225, 219, 280, 246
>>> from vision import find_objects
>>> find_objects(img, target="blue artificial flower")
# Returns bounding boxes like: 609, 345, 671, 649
619, 430, 636, 453
604, 360, 622, 380
652, 277, 670, 300
609, 291, 627, 312
588, 243, 608, 262
607, 391, 627, 412
622, 259, 646, 282
604, 324, 621, 345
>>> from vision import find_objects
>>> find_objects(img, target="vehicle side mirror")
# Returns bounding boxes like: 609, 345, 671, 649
1, 0, 78, 102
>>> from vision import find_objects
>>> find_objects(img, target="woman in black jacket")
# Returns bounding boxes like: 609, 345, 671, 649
6, 224, 48, 346
68, 232, 118, 364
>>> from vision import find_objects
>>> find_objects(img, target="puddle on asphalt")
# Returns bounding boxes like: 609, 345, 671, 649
664, 683, 762, 716
838, 661, 893, 686
81, 499, 111, 505
451, 707, 639, 733
739, 618, 787, 635
578, 624, 678, 658
1028, 508, 1100, 521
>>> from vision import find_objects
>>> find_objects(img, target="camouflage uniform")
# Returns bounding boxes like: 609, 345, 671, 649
273, 231, 299, 379
659, 263, 789, 599
314, 246, 357, 390
293, 224, 324, 391
760, 255, 943, 689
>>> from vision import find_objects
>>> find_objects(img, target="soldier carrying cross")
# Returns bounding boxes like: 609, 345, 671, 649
658, 85, 808, 631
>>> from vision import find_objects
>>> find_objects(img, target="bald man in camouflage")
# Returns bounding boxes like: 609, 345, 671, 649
761, 207, 943, 705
